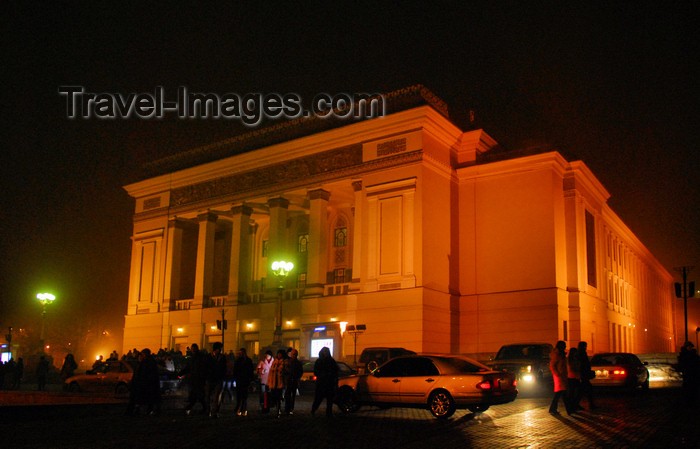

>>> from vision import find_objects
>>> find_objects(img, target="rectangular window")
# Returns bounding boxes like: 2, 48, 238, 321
262, 240, 268, 258
334, 268, 345, 284
563, 320, 568, 341
585, 211, 597, 287
298, 234, 309, 253
297, 273, 306, 289
334, 228, 347, 247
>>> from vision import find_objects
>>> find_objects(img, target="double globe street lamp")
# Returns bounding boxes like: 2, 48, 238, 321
36, 292, 56, 352
270, 260, 293, 346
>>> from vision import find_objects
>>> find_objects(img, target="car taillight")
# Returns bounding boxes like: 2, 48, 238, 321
312, 375, 317, 381
476, 380, 492, 390
613, 369, 626, 376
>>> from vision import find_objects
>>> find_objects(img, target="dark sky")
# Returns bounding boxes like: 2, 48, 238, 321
1, 3, 698, 346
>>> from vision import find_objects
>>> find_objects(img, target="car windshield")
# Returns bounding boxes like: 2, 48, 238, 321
591, 353, 637, 366
436, 356, 489, 373
495, 345, 549, 360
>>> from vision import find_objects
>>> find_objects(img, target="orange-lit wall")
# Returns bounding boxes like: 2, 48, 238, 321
122, 104, 674, 362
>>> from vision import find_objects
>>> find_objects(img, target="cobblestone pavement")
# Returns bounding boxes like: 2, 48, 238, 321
2, 386, 698, 448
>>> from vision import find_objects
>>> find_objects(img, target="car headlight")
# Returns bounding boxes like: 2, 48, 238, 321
521, 374, 534, 383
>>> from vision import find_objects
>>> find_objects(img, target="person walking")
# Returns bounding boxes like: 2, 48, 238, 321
13, 358, 24, 390
549, 340, 571, 415
233, 347, 254, 416
284, 348, 304, 415
182, 343, 208, 415
256, 350, 274, 412
678, 341, 700, 405
311, 346, 339, 417
577, 341, 596, 410
36, 355, 50, 391
205, 342, 228, 418
126, 348, 161, 416
566, 347, 581, 413
266, 349, 288, 417
60, 354, 78, 384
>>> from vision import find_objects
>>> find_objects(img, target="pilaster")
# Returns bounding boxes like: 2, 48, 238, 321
306, 189, 330, 296
193, 212, 217, 308
228, 205, 253, 304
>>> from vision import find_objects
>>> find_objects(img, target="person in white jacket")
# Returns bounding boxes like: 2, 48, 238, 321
256, 350, 274, 412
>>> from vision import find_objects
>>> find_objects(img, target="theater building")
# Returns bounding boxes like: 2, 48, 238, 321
122, 87, 674, 361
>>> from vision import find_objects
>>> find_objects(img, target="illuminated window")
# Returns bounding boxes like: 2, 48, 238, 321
298, 234, 309, 253
334, 227, 347, 247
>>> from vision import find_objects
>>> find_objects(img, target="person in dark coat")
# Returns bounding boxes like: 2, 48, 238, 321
205, 342, 227, 418
577, 341, 596, 410
60, 354, 78, 381
678, 341, 700, 404
36, 355, 50, 391
182, 343, 208, 415
13, 358, 24, 390
311, 346, 339, 417
126, 348, 161, 416
233, 347, 254, 416
284, 348, 304, 415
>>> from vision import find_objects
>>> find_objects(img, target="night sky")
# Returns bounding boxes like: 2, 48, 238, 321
1, 3, 698, 350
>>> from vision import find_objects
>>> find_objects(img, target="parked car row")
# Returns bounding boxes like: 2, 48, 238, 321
64, 360, 183, 397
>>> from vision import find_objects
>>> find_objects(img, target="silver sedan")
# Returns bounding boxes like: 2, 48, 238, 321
336, 354, 518, 419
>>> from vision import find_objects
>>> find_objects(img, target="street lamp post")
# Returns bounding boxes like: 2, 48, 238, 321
346, 324, 366, 369
36, 293, 55, 352
270, 260, 293, 346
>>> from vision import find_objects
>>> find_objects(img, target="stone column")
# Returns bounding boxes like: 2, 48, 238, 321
163, 218, 189, 311
228, 205, 253, 304
306, 189, 330, 296
193, 211, 217, 308
351, 181, 363, 288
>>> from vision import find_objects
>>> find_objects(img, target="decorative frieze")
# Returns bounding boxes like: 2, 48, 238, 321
171, 144, 362, 206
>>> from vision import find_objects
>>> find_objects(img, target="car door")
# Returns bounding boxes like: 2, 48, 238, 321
397, 357, 440, 404
364, 358, 407, 403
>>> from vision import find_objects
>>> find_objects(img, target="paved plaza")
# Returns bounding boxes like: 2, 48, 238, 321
2, 386, 698, 448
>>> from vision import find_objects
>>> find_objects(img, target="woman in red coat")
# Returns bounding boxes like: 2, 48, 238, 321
549, 340, 572, 415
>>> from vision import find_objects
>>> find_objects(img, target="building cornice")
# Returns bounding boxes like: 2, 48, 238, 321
564, 161, 611, 210
601, 206, 672, 280
455, 151, 570, 181
124, 105, 448, 199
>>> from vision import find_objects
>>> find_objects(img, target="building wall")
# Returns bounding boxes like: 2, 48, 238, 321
122, 105, 674, 362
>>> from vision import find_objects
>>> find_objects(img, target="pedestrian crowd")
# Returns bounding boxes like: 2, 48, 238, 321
122, 344, 339, 419
549, 340, 595, 415
0, 357, 24, 390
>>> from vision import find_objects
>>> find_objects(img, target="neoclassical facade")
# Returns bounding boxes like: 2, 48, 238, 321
122, 88, 674, 361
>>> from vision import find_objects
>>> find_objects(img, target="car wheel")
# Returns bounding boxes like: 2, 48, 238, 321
428, 390, 455, 419
115, 383, 130, 398
468, 404, 490, 413
336, 386, 360, 413
641, 377, 650, 390
68, 382, 81, 393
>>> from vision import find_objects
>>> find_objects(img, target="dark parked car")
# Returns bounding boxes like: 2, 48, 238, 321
358, 347, 416, 373
485, 343, 553, 387
336, 354, 517, 419
65, 360, 183, 397
299, 360, 356, 393
590, 352, 649, 389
